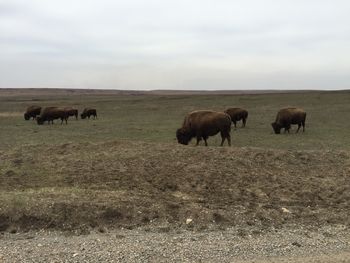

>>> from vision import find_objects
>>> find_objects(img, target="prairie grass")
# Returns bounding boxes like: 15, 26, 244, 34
0, 89, 349, 150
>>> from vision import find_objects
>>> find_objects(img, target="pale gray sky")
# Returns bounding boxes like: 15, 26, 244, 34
1, 0, 350, 90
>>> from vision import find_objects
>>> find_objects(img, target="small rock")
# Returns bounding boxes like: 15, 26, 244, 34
186, 218, 193, 224
282, 207, 291, 213
292, 241, 302, 247
323, 232, 334, 238
98, 227, 106, 233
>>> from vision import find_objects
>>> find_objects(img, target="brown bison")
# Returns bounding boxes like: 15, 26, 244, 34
24, 106, 41, 120
176, 110, 232, 146
36, 107, 68, 125
224, 107, 248, 128
81, 108, 97, 119
64, 107, 78, 120
271, 107, 306, 134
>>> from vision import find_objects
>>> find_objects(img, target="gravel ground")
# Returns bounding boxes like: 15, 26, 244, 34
1, 225, 350, 262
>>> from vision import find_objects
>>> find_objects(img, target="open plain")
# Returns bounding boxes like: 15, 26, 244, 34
0, 88, 350, 262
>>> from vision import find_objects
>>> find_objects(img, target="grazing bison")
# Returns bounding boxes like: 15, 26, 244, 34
36, 107, 68, 125
81, 108, 97, 119
176, 110, 232, 146
271, 107, 306, 134
64, 107, 78, 120
24, 106, 41, 120
224, 107, 248, 128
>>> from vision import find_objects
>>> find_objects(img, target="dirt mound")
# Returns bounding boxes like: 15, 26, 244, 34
1, 141, 350, 231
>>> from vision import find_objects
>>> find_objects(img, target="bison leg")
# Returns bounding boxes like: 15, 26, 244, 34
233, 120, 237, 128
296, 124, 301, 133
196, 135, 202, 146
203, 136, 209, 146
284, 125, 291, 133
242, 118, 246, 127
302, 121, 305, 132
225, 134, 231, 146
220, 137, 224, 146
220, 132, 231, 146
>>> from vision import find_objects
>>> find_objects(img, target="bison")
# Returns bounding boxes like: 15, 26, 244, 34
64, 107, 78, 120
81, 108, 97, 119
36, 107, 68, 125
271, 107, 306, 134
224, 107, 248, 128
176, 110, 232, 146
24, 106, 41, 120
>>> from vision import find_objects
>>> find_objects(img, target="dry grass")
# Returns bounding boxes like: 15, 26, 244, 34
1, 89, 350, 231
1, 89, 350, 151
1, 140, 350, 231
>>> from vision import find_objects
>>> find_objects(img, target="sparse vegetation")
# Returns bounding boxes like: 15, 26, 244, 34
0, 89, 350, 232
1, 89, 349, 150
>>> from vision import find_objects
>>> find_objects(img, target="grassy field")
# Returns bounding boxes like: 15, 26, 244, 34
0, 89, 350, 150
0, 89, 350, 232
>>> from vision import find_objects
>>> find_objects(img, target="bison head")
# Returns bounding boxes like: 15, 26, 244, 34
24, 113, 30, 120
36, 117, 44, 125
80, 113, 86, 119
271, 122, 281, 134
176, 128, 192, 145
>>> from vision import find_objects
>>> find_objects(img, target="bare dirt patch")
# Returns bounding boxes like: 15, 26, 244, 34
0, 112, 23, 117
1, 141, 349, 232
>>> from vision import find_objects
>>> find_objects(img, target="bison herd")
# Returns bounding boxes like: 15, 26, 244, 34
24, 106, 97, 125
176, 107, 306, 146
24, 104, 306, 146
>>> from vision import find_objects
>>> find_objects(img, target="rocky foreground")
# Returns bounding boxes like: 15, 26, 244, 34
1, 225, 350, 263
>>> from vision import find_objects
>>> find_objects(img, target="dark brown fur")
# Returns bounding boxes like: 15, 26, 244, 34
81, 108, 97, 119
64, 107, 78, 120
36, 107, 68, 125
24, 106, 41, 120
271, 107, 306, 134
176, 110, 232, 146
224, 108, 248, 128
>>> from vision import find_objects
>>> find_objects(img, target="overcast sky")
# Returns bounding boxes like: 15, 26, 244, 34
1, 0, 350, 90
